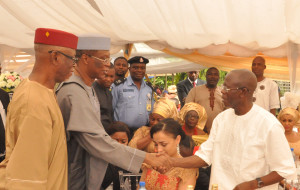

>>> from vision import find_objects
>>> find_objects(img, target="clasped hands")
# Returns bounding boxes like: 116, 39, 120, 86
147, 152, 172, 174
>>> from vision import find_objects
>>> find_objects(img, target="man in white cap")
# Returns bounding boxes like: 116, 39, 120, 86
56, 35, 170, 190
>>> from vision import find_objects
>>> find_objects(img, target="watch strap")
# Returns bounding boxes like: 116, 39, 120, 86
256, 177, 264, 188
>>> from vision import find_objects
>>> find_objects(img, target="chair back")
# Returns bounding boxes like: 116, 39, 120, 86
119, 170, 142, 190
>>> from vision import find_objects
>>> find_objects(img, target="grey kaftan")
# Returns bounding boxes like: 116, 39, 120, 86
56, 74, 145, 190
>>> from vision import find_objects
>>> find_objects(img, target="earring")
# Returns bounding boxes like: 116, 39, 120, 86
177, 144, 180, 155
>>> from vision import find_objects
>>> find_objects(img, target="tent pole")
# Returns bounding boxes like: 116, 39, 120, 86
165, 74, 167, 90
124, 43, 133, 78
172, 73, 174, 85
123, 43, 133, 60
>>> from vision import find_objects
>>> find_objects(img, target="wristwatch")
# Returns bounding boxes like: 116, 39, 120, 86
256, 177, 264, 188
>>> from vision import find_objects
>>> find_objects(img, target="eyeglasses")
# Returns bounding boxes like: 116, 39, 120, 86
222, 86, 249, 92
88, 55, 111, 64
48, 50, 78, 64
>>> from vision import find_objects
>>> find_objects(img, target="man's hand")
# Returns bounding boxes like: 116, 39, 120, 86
144, 152, 172, 173
233, 180, 257, 190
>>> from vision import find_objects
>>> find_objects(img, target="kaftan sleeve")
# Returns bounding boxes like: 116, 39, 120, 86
194, 115, 219, 165
185, 87, 196, 104
269, 81, 280, 110
5, 114, 52, 190
265, 123, 296, 180
57, 84, 146, 173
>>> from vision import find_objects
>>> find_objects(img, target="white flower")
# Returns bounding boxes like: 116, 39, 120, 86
0, 81, 6, 88
4, 72, 10, 77
13, 80, 20, 86
0, 74, 4, 81
6, 83, 12, 89
7, 79, 13, 83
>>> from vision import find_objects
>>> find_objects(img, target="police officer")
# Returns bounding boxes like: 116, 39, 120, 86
112, 56, 153, 134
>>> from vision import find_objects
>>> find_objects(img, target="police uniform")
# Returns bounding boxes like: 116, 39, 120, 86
112, 56, 154, 129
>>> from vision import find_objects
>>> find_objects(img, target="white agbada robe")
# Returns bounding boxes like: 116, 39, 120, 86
253, 78, 280, 111
195, 104, 296, 190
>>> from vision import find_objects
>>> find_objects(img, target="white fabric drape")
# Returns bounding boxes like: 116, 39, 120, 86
1, 0, 300, 90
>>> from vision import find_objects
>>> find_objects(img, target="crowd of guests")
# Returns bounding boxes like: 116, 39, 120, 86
0, 27, 298, 190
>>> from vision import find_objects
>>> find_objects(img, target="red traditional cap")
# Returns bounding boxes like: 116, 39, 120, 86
34, 28, 78, 49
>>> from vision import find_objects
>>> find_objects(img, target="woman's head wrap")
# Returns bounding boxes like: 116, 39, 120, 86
179, 102, 207, 130
152, 97, 178, 120
277, 107, 300, 123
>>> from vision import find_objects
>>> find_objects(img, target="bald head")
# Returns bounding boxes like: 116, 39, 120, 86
222, 69, 257, 114
252, 56, 265, 65
252, 56, 266, 79
226, 69, 257, 93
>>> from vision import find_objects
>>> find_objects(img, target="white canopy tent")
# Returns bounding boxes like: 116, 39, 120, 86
0, 0, 300, 92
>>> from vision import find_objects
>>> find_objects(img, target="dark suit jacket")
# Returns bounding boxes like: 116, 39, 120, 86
0, 88, 10, 162
177, 78, 205, 107
93, 82, 113, 132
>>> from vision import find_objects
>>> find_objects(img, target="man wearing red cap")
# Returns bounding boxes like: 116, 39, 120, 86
0, 28, 78, 190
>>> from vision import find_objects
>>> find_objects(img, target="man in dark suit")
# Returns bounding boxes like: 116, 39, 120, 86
0, 88, 10, 162
177, 71, 205, 107
93, 63, 115, 131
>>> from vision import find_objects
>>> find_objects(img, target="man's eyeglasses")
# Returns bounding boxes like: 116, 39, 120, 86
88, 55, 111, 64
48, 50, 78, 64
222, 86, 249, 92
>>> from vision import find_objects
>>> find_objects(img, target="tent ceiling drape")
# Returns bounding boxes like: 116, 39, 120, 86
1, 0, 300, 91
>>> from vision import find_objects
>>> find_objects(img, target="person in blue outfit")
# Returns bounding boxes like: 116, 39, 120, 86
112, 56, 154, 134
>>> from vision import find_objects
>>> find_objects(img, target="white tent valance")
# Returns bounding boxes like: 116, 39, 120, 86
1, 0, 300, 92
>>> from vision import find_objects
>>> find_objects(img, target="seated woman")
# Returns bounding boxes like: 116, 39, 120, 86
140, 118, 198, 190
179, 102, 207, 136
278, 107, 300, 156
128, 97, 178, 153
101, 121, 135, 190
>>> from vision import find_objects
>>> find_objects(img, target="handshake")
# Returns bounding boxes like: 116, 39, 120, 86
144, 152, 173, 174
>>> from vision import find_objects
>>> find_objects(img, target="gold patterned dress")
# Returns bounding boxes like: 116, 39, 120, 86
128, 126, 155, 153
140, 164, 198, 190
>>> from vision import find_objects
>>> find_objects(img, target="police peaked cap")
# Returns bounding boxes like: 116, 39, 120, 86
128, 56, 149, 64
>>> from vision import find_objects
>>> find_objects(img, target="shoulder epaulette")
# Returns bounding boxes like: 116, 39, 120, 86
114, 78, 126, 86
146, 81, 153, 91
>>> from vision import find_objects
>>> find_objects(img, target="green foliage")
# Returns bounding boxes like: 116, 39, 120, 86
148, 69, 228, 89
149, 76, 173, 89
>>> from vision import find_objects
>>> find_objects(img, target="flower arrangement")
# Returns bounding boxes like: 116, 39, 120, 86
0, 71, 23, 92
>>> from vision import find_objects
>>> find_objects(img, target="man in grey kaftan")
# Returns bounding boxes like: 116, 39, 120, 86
56, 36, 168, 190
